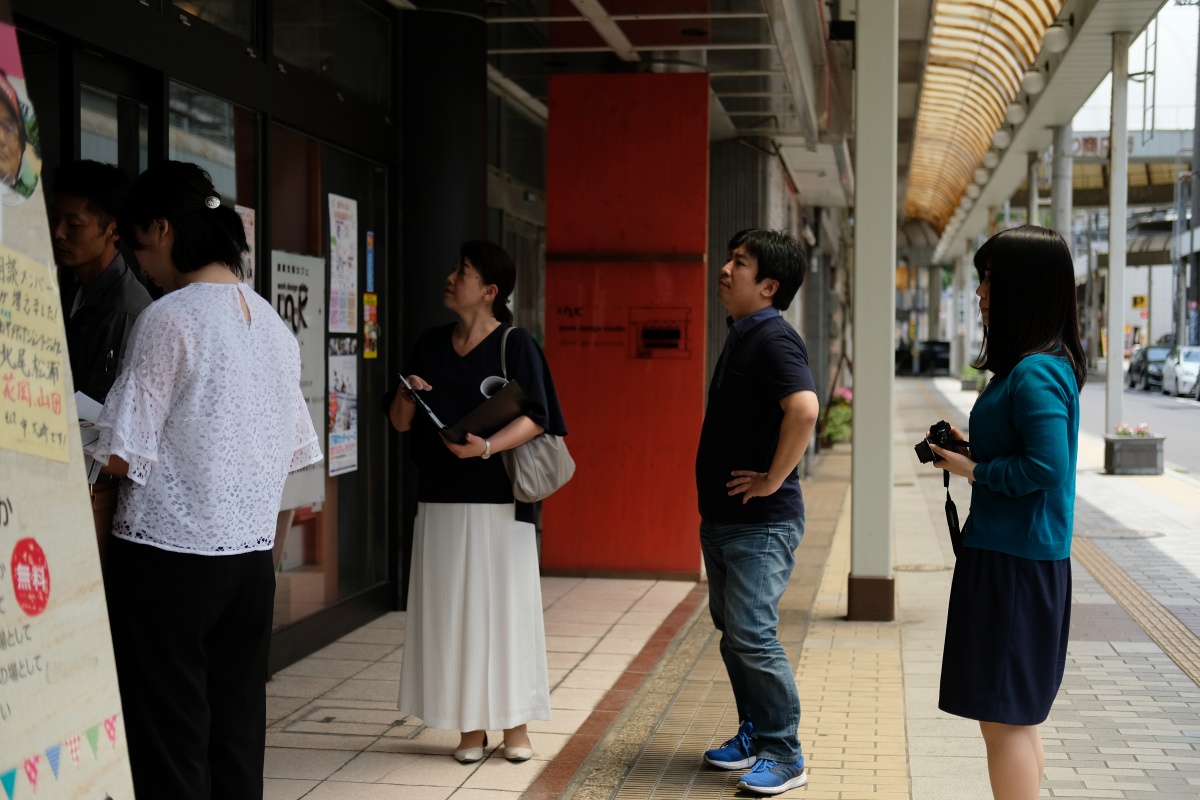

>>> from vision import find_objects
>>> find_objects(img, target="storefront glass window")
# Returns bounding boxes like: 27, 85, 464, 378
168, 81, 257, 209
269, 124, 389, 630
79, 85, 118, 165
274, 0, 391, 108
173, 0, 254, 41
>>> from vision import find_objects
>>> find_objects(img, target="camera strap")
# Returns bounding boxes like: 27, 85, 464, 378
943, 469, 963, 558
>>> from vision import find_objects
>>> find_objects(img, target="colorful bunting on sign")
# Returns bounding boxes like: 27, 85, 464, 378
84, 725, 99, 757
0, 713, 122, 795
44, 744, 60, 779
22, 755, 38, 792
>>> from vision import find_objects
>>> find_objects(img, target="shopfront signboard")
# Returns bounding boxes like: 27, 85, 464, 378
0, 8, 136, 797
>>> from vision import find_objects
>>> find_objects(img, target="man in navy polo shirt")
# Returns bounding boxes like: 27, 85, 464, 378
696, 229, 819, 795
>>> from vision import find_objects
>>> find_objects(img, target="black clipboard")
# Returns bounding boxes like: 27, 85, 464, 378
399, 375, 527, 445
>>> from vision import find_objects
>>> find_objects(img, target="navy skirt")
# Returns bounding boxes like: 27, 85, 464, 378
939, 546, 1071, 726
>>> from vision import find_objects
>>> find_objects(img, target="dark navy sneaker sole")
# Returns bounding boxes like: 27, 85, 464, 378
737, 769, 807, 795
702, 752, 757, 770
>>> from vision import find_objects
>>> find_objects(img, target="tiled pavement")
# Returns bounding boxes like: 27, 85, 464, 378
264, 377, 1200, 799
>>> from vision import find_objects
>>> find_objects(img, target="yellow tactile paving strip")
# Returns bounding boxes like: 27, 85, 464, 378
1072, 536, 1200, 687
606, 478, 913, 800
796, 492, 911, 800
576, 456, 851, 799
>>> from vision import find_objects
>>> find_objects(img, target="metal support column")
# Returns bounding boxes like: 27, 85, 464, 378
1191, 9, 1200, 346
1106, 32, 1131, 435
1052, 124, 1073, 254
1177, 177, 1190, 348
928, 264, 941, 341
849, 0, 897, 621
952, 254, 970, 376
1028, 153, 1040, 226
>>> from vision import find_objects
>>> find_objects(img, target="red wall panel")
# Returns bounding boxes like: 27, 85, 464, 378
542, 73, 709, 576
546, 73, 709, 256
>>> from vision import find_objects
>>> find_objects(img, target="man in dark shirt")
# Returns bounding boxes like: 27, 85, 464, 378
696, 229, 819, 796
52, 160, 151, 403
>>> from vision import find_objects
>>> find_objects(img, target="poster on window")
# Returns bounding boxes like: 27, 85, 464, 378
363, 292, 378, 359
273, 250, 327, 508
235, 204, 255, 285
0, 6, 137, 796
328, 193, 357, 334
327, 336, 358, 476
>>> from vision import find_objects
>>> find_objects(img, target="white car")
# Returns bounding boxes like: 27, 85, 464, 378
1161, 346, 1200, 397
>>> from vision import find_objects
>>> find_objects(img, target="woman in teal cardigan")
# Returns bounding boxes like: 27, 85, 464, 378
928, 226, 1085, 800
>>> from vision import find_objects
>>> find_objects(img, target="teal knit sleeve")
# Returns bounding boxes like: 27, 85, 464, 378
974, 358, 1073, 497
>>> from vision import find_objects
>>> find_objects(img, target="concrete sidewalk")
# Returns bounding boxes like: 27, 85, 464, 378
262, 376, 1200, 799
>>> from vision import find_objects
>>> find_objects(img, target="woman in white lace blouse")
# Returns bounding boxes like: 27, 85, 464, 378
93, 161, 321, 800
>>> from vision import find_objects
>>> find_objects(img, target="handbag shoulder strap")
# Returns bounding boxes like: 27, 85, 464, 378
500, 326, 515, 380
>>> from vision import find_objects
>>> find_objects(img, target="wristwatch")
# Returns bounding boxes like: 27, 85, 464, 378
481, 439, 492, 459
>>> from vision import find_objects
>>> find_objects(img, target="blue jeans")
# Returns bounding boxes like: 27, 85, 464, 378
700, 516, 804, 763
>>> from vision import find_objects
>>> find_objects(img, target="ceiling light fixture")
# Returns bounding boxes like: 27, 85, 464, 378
966, 184, 982, 200
982, 151, 1000, 169
974, 168, 989, 185
1042, 17, 1072, 54
1006, 101, 1027, 125
993, 128, 1012, 150
1022, 67, 1046, 95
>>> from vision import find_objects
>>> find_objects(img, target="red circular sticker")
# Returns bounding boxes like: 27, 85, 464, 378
11, 538, 50, 617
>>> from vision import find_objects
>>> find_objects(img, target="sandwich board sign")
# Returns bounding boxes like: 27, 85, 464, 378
0, 4, 135, 797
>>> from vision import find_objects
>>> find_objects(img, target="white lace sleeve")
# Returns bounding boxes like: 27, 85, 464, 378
288, 385, 323, 472
92, 307, 181, 486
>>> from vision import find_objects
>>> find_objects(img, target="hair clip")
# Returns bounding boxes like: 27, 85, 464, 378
205, 196, 221, 209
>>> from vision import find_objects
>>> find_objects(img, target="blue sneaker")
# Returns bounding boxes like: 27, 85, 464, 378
703, 720, 756, 769
736, 757, 808, 795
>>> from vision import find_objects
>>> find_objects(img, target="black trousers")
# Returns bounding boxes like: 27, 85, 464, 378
106, 536, 275, 800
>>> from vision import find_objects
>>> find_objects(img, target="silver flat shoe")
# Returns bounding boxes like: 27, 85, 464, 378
504, 743, 533, 762
454, 732, 488, 763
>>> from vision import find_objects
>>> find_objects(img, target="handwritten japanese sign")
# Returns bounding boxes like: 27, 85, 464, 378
0, 244, 67, 462
0, 8, 135, 795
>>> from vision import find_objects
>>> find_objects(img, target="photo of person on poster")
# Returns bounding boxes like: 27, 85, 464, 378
0, 65, 39, 203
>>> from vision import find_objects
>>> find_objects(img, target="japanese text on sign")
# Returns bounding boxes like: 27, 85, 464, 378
0, 245, 68, 461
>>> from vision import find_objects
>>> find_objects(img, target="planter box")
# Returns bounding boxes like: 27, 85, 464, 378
1104, 435, 1164, 475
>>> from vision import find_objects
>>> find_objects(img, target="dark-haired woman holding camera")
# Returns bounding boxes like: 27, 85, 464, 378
925, 225, 1084, 800
93, 160, 322, 800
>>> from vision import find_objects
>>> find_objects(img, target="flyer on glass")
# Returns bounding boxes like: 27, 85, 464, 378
273, 250, 327, 508
327, 336, 358, 475
328, 193, 357, 334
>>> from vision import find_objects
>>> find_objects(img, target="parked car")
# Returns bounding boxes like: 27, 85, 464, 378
918, 340, 951, 375
1128, 345, 1171, 390
1161, 346, 1200, 397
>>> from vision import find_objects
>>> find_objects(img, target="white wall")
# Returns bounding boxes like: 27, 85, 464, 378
1123, 263, 1175, 345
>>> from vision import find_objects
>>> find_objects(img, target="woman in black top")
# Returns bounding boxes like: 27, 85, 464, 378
386, 241, 566, 763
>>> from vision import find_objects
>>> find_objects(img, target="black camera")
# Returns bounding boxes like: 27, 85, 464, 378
915, 420, 956, 464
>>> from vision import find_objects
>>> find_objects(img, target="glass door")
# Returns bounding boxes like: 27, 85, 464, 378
71, 51, 162, 179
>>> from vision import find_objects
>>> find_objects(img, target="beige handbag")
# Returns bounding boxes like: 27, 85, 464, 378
500, 328, 575, 502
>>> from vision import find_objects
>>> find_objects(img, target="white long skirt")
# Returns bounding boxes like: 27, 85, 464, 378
398, 502, 551, 731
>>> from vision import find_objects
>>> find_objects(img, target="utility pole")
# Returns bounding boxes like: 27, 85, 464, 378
1106, 32, 1131, 435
